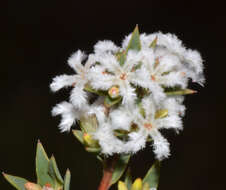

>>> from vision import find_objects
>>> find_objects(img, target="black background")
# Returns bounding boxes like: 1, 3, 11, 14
1, 1, 226, 190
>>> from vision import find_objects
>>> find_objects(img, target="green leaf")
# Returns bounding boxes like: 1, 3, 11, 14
104, 96, 122, 108
96, 155, 104, 162
125, 169, 132, 190
72, 130, 85, 144
165, 89, 197, 96
84, 83, 107, 96
149, 37, 158, 48
36, 141, 54, 187
85, 147, 101, 153
111, 154, 130, 185
142, 183, 150, 190
3, 173, 28, 190
119, 25, 141, 66
64, 169, 71, 190
126, 25, 141, 52
143, 161, 160, 189
48, 156, 64, 185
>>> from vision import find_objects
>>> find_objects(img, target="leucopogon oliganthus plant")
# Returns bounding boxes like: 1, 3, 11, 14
3, 25, 205, 190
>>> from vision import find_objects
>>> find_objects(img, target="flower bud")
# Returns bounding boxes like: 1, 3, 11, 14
24, 182, 42, 190
83, 133, 98, 148
131, 178, 142, 190
108, 86, 120, 99
118, 181, 128, 190
42, 184, 54, 190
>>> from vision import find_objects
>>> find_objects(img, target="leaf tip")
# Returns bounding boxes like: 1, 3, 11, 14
66, 169, 70, 174
50, 154, 55, 159
135, 24, 139, 31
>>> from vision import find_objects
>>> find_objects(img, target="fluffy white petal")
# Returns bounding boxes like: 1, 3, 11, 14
70, 86, 87, 108
159, 71, 188, 88
157, 115, 183, 131
52, 101, 78, 132
150, 129, 170, 160
121, 34, 132, 49
93, 123, 124, 155
94, 40, 119, 54
110, 107, 133, 130
67, 50, 87, 72
88, 66, 115, 90
120, 81, 136, 105
50, 75, 76, 92
126, 129, 147, 153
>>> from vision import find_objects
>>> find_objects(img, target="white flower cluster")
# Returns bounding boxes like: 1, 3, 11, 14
50, 29, 204, 160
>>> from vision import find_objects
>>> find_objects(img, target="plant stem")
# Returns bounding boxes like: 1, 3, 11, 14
98, 155, 118, 190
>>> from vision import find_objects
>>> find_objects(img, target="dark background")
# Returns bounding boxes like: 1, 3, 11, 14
1, 1, 226, 190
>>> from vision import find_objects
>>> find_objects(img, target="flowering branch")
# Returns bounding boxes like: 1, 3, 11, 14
3, 25, 205, 190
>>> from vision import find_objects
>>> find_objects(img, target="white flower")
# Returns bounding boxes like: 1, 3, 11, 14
140, 32, 205, 85
50, 50, 94, 108
89, 51, 145, 104
133, 96, 183, 160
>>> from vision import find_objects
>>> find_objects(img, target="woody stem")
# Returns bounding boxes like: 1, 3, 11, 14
98, 155, 118, 190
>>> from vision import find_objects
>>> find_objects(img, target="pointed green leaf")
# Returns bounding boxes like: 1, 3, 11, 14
125, 169, 132, 190
126, 25, 141, 52
104, 96, 122, 108
165, 89, 197, 96
72, 130, 85, 144
119, 25, 141, 66
3, 173, 28, 190
111, 154, 130, 185
48, 156, 64, 184
118, 51, 127, 66
64, 169, 71, 190
97, 155, 104, 162
36, 141, 54, 187
84, 83, 107, 96
143, 161, 160, 189
85, 147, 101, 153
149, 37, 158, 48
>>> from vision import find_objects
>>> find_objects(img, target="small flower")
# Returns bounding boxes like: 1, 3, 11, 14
50, 50, 94, 108
133, 96, 183, 160
140, 32, 205, 85
89, 50, 150, 104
